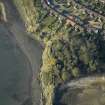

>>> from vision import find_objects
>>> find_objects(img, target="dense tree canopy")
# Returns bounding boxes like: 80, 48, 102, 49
44, 32, 105, 82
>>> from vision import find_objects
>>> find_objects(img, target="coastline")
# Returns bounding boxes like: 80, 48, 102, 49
0, 23, 33, 105
9, 25, 43, 105
1, 0, 43, 104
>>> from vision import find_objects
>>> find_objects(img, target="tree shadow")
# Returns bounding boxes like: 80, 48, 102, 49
53, 84, 68, 105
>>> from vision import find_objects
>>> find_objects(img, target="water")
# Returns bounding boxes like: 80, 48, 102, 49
58, 79, 105, 105
0, 24, 31, 105
60, 86, 105, 105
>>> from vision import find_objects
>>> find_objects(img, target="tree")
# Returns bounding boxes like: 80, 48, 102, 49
72, 67, 80, 77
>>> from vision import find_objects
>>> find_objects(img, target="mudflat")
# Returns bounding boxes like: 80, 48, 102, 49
0, 0, 42, 105
0, 23, 32, 105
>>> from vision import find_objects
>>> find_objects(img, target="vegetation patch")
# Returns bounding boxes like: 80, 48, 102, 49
0, 2, 7, 22
13, 0, 105, 105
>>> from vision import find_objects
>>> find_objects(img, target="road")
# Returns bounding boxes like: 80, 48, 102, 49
74, 0, 105, 19
44, 0, 105, 29
1, 0, 42, 105
44, 0, 85, 28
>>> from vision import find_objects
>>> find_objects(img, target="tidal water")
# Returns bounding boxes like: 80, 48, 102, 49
0, 24, 32, 105
57, 79, 105, 105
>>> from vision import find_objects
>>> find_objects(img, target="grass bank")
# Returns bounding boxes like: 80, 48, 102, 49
13, 0, 37, 35
0, 2, 7, 22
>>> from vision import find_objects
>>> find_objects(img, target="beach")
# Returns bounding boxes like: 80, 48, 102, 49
0, 0, 42, 105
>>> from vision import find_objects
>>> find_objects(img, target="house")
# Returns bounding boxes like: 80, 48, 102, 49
66, 16, 76, 26
88, 20, 103, 29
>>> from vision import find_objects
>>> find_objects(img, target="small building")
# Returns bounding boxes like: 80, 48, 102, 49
88, 20, 103, 29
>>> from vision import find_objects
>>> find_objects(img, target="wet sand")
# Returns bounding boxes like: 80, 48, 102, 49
0, 0, 42, 105
0, 23, 31, 105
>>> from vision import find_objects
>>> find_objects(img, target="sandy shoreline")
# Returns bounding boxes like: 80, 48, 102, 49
9, 23, 43, 104
1, 0, 43, 104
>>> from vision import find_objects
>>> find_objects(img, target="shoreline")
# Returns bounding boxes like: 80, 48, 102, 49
1, 0, 43, 104
10, 27, 43, 104
6, 20, 43, 104
0, 23, 33, 105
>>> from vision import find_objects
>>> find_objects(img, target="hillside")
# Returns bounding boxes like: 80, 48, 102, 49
13, 0, 105, 105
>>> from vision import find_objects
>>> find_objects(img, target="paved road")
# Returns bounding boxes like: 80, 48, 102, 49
1, 0, 42, 105
44, 0, 105, 29
44, 0, 84, 28
74, 0, 105, 19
